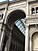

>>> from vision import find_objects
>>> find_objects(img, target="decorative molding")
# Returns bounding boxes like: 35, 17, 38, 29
0, 8, 5, 10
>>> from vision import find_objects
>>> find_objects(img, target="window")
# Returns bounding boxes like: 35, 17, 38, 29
14, 19, 25, 34
31, 8, 35, 14
36, 7, 38, 13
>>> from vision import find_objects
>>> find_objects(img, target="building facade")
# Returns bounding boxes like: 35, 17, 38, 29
0, 0, 38, 51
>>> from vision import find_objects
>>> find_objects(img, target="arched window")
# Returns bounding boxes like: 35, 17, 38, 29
32, 32, 38, 51
36, 7, 38, 13
2, 10, 26, 51
31, 8, 35, 14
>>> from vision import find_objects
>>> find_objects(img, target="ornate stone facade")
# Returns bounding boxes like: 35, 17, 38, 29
0, 0, 38, 51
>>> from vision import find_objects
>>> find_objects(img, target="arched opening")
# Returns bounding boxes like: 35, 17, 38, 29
2, 10, 26, 51
32, 32, 38, 51
31, 8, 35, 14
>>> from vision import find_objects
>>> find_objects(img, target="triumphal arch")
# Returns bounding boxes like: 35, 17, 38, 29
0, 0, 38, 51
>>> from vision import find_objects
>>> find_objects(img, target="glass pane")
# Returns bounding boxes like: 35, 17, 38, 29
14, 19, 25, 34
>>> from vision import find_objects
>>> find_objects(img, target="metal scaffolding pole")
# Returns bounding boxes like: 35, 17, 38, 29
0, 0, 9, 51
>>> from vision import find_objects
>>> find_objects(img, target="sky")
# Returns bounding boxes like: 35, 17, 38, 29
0, 0, 15, 2
0, 0, 6, 2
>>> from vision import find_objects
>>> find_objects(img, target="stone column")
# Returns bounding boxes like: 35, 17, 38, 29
26, 2, 29, 18
25, 25, 29, 51
30, 36, 32, 51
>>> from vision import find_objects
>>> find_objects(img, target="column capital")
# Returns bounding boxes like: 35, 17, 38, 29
30, 36, 32, 41
25, 24, 29, 28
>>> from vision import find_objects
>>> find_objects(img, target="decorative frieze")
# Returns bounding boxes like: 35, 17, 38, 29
26, 17, 38, 25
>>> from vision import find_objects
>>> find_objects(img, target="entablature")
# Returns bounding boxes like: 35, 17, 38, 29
25, 16, 38, 26
28, 0, 38, 2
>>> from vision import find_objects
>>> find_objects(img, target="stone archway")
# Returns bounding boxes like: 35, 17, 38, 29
32, 32, 38, 51
2, 10, 26, 51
